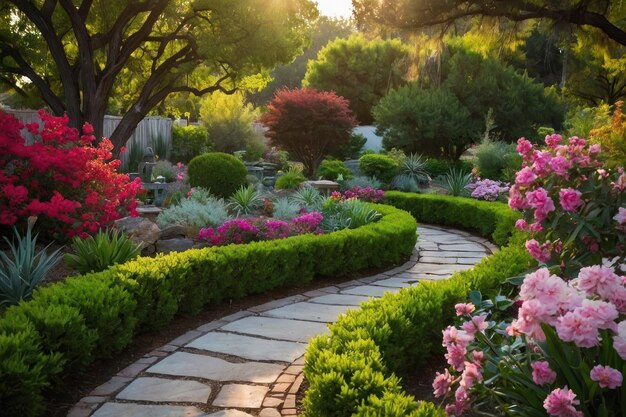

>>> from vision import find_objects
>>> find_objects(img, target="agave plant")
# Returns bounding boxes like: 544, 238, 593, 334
228, 185, 263, 216
64, 229, 142, 274
0, 218, 62, 306
440, 168, 473, 196
290, 186, 323, 211
392, 153, 429, 191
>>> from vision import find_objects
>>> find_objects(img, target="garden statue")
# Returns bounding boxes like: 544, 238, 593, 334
138, 146, 156, 182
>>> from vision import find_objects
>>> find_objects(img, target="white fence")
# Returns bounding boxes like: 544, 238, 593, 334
4, 109, 172, 168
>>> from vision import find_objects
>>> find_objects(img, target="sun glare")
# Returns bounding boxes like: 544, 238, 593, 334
316, 0, 353, 18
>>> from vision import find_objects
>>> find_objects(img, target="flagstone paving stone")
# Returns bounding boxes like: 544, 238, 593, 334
78, 224, 492, 417
116, 377, 211, 403
187, 332, 306, 362
220, 317, 329, 343
262, 302, 351, 323
147, 352, 285, 383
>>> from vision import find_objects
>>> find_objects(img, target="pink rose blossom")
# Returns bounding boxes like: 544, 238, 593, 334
433, 368, 454, 398
508, 185, 529, 210
526, 188, 555, 221
442, 326, 473, 348
460, 362, 483, 389
550, 156, 572, 177
462, 314, 488, 336
515, 218, 528, 231
556, 310, 600, 348
579, 299, 618, 331
590, 365, 623, 389
515, 167, 538, 186
545, 134, 562, 148
572, 265, 622, 299
543, 387, 583, 417
558, 188, 583, 212
615, 207, 626, 225
532, 151, 553, 174
455, 303, 475, 316
532, 361, 557, 385
445, 343, 467, 372
506, 319, 522, 336
589, 143, 601, 153
517, 299, 549, 340
525, 239, 551, 263
471, 350, 484, 365
529, 222, 544, 232
516, 137, 533, 155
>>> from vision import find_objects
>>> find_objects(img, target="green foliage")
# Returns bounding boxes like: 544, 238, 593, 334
0, 204, 416, 417
423, 158, 473, 179
338, 133, 368, 159
439, 168, 473, 197
564, 105, 611, 138
303, 192, 532, 417
474, 140, 520, 180
63, 230, 142, 274
358, 154, 399, 183
156, 195, 230, 229
271, 198, 301, 221
303, 34, 410, 123
171, 125, 211, 164
152, 160, 178, 182
392, 153, 429, 190
374, 86, 474, 160
588, 101, 626, 167
228, 186, 263, 216
317, 159, 353, 180
275, 172, 307, 189
0, 222, 62, 306
187, 152, 248, 198
290, 186, 324, 211
321, 199, 382, 232
199, 91, 262, 154
343, 176, 383, 190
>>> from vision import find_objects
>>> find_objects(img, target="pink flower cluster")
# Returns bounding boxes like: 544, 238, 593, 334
198, 212, 324, 246
434, 308, 489, 416
466, 179, 509, 202
543, 387, 583, 417
509, 134, 626, 264
332, 186, 386, 203
512, 266, 626, 354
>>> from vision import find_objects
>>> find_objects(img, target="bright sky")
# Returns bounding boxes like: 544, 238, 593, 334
315, 0, 353, 18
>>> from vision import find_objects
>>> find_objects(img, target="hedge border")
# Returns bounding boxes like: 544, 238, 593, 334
0, 204, 417, 417
302, 193, 535, 417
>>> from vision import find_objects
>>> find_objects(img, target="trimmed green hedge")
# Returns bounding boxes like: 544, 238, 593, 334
303, 192, 534, 417
0, 204, 417, 417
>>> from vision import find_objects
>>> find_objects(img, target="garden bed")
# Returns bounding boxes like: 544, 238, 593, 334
0, 203, 417, 417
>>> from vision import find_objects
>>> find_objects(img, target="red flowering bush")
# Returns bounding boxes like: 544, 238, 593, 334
0, 111, 140, 239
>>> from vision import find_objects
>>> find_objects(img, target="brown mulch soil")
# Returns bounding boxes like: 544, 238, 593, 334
45, 263, 396, 417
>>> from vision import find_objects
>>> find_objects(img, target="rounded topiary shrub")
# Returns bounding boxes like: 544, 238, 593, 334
188, 152, 247, 198
358, 154, 398, 183
316, 159, 353, 180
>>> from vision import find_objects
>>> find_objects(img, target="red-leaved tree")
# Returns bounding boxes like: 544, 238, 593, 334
0, 111, 141, 240
260, 88, 357, 177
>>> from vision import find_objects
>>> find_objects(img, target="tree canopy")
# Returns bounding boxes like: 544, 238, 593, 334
303, 34, 409, 124
0, 0, 317, 154
352, 1, 626, 47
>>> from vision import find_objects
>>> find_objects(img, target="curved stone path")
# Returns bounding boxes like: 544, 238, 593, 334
68, 225, 497, 417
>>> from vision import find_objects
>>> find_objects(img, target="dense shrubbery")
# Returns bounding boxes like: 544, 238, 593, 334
187, 152, 247, 198
358, 153, 399, 183
0, 111, 140, 239
473, 140, 520, 181
0, 204, 416, 417
275, 171, 307, 189
424, 159, 473, 179
317, 159, 353, 180
171, 124, 211, 164
303, 192, 531, 417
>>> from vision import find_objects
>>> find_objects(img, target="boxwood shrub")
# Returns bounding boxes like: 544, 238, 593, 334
0, 204, 416, 417
303, 192, 535, 417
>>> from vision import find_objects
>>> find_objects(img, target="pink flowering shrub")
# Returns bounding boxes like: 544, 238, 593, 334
0, 110, 140, 239
198, 212, 324, 246
466, 178, 509, 202
509, 134, 625, 271
333, 186, 386, 203
434, 265, 625, 416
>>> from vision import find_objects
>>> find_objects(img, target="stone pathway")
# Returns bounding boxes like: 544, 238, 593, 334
68, 225, 496, 417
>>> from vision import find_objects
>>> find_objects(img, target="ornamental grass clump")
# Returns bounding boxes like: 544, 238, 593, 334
64, 229, 141, 274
